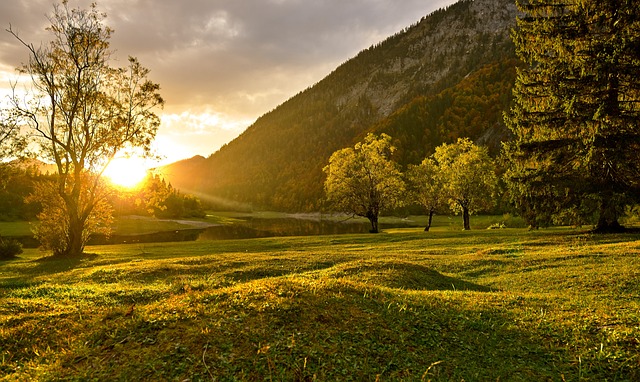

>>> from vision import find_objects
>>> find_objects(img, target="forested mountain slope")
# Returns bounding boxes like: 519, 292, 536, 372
159, 0, 519, 211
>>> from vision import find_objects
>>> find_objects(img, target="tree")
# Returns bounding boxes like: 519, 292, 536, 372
5, 1, 163, 256
435, 138, 497, 230
137, 173, 206, 219
26, 178, 113, 254
0, 110, 24, 159
504, 0, 640, 232
324, 133, 405, 233
406, 158, 445, 231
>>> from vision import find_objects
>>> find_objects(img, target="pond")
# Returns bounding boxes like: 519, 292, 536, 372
197, 217, 382, 240
11, 216, 425, 248
91, 216, 421, 246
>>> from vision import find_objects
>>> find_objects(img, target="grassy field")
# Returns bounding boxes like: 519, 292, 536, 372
0, 216, 206, 238
1, 227, 639, 381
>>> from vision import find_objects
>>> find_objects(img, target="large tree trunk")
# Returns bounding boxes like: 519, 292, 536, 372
462, 207, 471, 231
62, 217, 86, 257
367, 211, 379, 233
594, 197, 623, 233
425, 209, 434, 232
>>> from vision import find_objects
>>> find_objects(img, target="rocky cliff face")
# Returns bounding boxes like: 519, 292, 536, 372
160, 0, 519, 211
332, 0, 517, 117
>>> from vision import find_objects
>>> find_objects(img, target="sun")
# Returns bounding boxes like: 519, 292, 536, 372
103, 156, 149, 188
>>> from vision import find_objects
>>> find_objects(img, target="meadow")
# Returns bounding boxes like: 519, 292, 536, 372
1, 225, 639, 381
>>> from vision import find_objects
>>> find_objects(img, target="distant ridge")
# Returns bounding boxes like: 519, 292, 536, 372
160, 0, 518, 211
7, 158, 57, 175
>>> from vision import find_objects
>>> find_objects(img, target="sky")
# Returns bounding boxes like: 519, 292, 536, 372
0, 0, 457, 166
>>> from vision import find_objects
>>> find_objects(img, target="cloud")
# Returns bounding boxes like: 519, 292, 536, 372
0, 0, 456, 160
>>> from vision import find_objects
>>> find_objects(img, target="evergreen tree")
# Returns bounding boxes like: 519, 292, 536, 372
504, 0, 640, 231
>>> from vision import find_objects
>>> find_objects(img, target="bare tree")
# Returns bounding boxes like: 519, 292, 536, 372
0, 109, 23, 159
5, 1, 164, 256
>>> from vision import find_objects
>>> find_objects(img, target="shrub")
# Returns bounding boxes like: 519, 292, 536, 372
0, 236, 23, 259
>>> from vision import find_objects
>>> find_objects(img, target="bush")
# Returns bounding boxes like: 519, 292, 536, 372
0, 236, 23, 259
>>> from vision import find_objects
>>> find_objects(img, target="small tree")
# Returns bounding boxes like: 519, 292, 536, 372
6, 1, 163, 256
435, 138, 497, 230
324, 133, 405, 233
406, 158, 445, 231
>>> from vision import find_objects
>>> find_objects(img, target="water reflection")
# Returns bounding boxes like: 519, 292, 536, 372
12, 217, 416, 248
197, 217, 373, 241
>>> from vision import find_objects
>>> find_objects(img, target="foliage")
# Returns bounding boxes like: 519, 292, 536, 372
159, 0, 517, 212
140, 174, 206, 219
405, 158, 446, 231
0, 235, 23, 259
377, 59, 517, 165
0, 110, 25, 160
5, 1, 163, 256
109, 174, 206, 219
324, 133, 405, 232
434, 138, 498, 230
0, 162, 52, 221
504, 0, 640, 232
26, 179, 113, 255
1, 229, 639, 380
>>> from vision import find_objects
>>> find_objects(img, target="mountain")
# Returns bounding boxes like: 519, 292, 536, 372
7, 158, 57, 174
159, 0, 519, 212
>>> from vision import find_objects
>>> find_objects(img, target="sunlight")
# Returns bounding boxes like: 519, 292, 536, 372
103, 156, 149, 188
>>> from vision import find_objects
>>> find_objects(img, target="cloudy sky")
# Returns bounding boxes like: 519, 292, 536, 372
1, 0, 456, 165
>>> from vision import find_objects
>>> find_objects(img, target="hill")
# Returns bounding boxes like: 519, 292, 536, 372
159, 0, 519, 211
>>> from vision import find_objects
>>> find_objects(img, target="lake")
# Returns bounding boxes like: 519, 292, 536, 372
89, 216, 421, 246
9, 215, 426, 248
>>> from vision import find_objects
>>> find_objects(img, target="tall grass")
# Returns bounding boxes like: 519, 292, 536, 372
1, 228, 638, 380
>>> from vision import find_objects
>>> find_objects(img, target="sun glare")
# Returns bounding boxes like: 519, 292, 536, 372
104, 156, 149, 188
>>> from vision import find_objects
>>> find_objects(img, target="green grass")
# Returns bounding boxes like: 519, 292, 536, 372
1, 228, 639, 381
0, 221, 33, 237
0, 216, 202, 238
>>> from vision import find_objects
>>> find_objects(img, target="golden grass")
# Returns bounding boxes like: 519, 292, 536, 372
1, 228, 639, 380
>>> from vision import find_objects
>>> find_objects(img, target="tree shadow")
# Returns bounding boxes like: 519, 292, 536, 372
23, 252, 99, 277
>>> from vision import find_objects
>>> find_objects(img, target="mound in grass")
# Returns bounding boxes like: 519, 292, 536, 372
327, 260, 492, 292
1, 229, 639, 380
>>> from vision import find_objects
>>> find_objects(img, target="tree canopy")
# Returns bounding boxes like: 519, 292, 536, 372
504, 0, 640, 231
435, 138, 497, 230
406, 157, 446, 231
324, 133, 405, 233
5, 1, 164, 256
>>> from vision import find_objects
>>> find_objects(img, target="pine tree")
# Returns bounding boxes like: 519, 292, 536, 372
504, 0, 640, 231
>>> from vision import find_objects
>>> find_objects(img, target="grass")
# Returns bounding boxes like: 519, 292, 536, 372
1, 227, 639, 381
0, 216, 202, 238
0, 221, 33, 237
